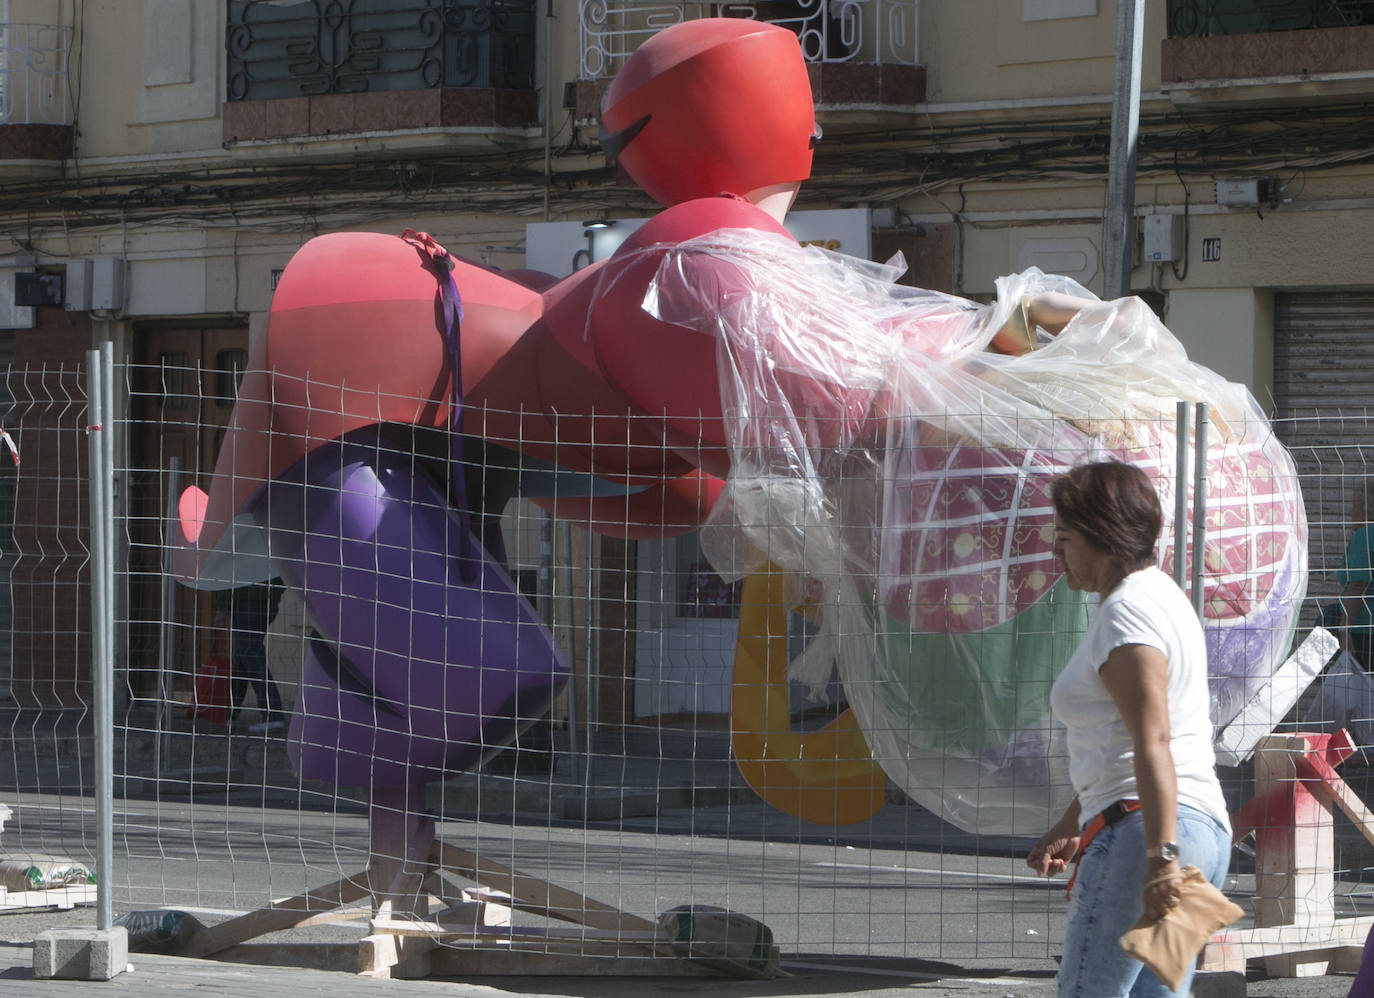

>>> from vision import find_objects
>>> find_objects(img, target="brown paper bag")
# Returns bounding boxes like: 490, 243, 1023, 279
1119, 866, 1243, 991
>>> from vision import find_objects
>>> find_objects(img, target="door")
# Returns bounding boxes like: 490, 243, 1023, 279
128, 326, 249, 699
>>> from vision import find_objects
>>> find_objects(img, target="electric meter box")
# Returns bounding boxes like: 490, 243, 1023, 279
1142, 214, 1182, 264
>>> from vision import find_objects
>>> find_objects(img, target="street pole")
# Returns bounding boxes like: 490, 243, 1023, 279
1103, 0, 1144, 300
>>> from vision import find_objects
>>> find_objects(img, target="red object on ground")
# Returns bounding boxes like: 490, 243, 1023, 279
186, 637, 232, 727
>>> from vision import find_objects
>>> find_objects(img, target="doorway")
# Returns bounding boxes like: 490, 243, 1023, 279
127, 325, 249, 700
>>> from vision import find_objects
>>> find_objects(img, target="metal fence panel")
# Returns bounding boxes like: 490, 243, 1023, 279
1, 359, 1372, 977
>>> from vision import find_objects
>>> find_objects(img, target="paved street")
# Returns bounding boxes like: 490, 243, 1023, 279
0, 788, 1368, 996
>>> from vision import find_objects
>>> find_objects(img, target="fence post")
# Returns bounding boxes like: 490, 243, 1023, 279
1191, 402, 1209, 619
101, 341, 115, 924
1174, 401, 1189, 588
85, 346, 114, 932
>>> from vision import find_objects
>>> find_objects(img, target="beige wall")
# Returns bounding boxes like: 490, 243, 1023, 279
9, 0, 64, 23
1173, 200, 1374, 291
69, 1, 153, 157
920, 0, 1166, 105
1166, 288, 1275, 405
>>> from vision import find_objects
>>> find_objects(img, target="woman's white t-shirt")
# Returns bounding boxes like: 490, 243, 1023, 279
1049, 566, 1231, 832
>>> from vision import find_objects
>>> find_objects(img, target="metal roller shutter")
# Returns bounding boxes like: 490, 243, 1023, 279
1273, 292, 1374, 604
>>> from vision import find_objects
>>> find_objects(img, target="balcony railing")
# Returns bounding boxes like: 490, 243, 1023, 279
0, 23, 72, 125
1168, 0, 1374, 37
225, 0, 536, 102
579, 0, 919, 79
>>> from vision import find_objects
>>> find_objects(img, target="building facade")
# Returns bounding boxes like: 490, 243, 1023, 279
0, 1, 1370, 735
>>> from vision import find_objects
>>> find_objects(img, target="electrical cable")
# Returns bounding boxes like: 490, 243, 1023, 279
5, 99, 1374, 237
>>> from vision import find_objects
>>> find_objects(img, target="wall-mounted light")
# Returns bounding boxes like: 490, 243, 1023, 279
574, 218, 617, 270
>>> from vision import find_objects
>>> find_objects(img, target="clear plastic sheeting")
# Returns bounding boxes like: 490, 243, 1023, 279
646, 230, 1307, 836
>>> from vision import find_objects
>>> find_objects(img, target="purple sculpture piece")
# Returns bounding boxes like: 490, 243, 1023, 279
252, 429, 569, 790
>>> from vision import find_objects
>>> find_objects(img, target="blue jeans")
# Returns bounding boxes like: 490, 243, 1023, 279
1059, 803, 1231, 998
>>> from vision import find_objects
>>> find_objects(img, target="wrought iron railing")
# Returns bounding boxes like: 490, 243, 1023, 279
1168, 0, 1374, 37
579, 0, 919, 79
0, 22, 72, 125
225, 0, 536, 102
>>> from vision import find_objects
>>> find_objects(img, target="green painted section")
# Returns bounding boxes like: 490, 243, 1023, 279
869, 577, 1089, 756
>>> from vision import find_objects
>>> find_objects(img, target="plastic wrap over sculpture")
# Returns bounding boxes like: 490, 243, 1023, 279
646, 230, 1307, 836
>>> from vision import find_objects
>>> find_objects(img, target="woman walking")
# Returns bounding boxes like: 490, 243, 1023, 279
1027, 460, 1232, 997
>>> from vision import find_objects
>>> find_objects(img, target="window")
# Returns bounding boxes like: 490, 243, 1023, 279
226, 0, 537, 101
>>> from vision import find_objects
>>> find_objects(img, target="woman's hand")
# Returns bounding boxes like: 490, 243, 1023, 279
1028, 800, 1082, 877
1142, 858, 1184, 921
1027, 830, 1079, 877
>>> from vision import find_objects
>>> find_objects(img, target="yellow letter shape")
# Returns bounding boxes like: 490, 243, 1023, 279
731, 568, 887, 825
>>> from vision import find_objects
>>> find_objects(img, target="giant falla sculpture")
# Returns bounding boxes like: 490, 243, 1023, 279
174, 18, 1306, 840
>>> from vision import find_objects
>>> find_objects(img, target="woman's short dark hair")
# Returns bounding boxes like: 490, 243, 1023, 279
1050, 461, 1162, 567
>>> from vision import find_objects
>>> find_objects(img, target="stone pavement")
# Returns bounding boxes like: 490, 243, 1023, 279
0, 929, 1358, 997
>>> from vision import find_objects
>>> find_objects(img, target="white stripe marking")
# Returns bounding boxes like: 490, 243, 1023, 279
814, 860, 1047, 884
783, 959, 1042, 984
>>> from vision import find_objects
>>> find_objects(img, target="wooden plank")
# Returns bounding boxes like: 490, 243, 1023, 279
1197, 939, 1246, 975
368, 811, 435, 921
291, 905, 372, 929
1252, 734, 1334, 978
211, 941, 358, 973
1300, 755, 1374, 850
442, 879, 643, 933
458, 888, 512, 927
1204, 915, 1374, 964
368, 918, 665, 947
1201, 941, 1356, 976
423, 922, 662, 944
357, 931, 437, 979
431, 839, 660, 936
182, 871, 373, 958
443, 931, 665, 960
454, 880, 591, 928
370, 903, 489, 938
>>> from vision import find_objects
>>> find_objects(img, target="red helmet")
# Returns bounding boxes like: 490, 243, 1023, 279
600, 19, 818, 208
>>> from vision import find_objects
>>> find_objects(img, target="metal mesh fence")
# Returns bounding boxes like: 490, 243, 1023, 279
1, 357, 1372, 977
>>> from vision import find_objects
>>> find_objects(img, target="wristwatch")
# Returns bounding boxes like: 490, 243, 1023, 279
1147, 842, 1180, 862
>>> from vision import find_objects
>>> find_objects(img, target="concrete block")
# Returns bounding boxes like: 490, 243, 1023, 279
1191, 970, 1246, 998
32, 926, 128, 980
